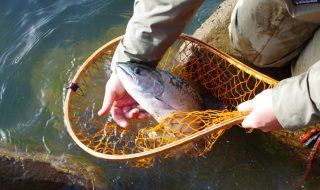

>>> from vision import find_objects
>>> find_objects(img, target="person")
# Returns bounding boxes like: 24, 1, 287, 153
98, 0, 320, 132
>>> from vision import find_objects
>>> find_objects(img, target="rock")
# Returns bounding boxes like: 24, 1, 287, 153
0, 146, 106, 190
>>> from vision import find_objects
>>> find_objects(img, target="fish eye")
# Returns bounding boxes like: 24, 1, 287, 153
134, 68, 141, 74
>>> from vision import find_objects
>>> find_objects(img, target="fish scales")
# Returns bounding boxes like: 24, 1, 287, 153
161, 71, 203, 111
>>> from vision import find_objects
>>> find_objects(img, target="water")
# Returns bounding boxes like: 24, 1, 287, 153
0, 0, 319, 189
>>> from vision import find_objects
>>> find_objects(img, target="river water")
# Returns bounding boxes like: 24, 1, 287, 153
0, 0, 319, 189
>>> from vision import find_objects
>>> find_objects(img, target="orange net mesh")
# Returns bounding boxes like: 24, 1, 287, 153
64, 35, 277, 167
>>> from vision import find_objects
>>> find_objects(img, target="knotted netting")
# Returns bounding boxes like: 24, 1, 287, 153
64, 34, 277, 167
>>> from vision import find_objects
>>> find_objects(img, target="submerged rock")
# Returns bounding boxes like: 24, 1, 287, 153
0, 146, 106, 190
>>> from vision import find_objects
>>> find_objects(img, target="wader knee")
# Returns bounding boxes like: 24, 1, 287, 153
229, 0, 318, 68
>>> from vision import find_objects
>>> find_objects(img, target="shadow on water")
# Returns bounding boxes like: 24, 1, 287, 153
0, 0, 319, 189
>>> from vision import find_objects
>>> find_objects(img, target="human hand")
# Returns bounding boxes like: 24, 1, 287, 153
237, 89, 283, 132
98, 73, 148, 128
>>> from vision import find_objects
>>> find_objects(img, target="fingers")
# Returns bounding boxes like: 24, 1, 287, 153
238, 100, 255, 130
110, 105, 150, 128
98, 86, 115, 117
241, 110, 256, 129
241, 109, 271, 132
97, 74, 149, 127
237, 100, 254, 112
113, 97, 138, 107
111, 106, 129, 128
238, 89, 283, 132
137, 112, 149, 119
122, 106, 150, 119
98, 74, 123, 117
123, 106, 140, 118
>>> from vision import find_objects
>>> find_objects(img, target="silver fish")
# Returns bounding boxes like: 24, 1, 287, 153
116, 62, 204, 122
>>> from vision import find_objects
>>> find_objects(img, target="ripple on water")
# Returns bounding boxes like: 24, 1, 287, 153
0, 15, 55, 71
0, 83, 6, 105
0, 129, 8, 143
0, 128, 14, 144
0, 0, 94, 71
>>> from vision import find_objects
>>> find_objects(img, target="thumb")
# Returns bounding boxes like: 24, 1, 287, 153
237, 100, 254, 112
241, 111, 256, 128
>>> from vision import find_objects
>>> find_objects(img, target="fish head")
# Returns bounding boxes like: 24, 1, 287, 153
115, 62, 205, 123
116, 62, 164, 97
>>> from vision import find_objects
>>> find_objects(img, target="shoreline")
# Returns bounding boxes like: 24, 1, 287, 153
193, 0, 239, 58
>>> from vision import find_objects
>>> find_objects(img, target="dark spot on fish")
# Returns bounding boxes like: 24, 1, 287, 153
166, 72, 185, 92
134, 68, 141, 74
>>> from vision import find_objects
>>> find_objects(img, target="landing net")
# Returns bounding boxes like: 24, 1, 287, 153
64, 34, 277, 167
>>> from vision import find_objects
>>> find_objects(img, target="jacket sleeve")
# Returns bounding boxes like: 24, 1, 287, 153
111, 0, 204, 70
273, 60, 320, 130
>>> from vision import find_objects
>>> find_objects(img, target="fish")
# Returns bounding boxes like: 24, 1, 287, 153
115, 62, 205, 123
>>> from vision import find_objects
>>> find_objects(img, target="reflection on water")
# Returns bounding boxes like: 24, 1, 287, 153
0, 0, 319, 189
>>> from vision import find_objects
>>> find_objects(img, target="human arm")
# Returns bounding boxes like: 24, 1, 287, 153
238, 61, 320, 131
272, 60, 320, 129
111, 0, 204, 69
98, 0, 204, 127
